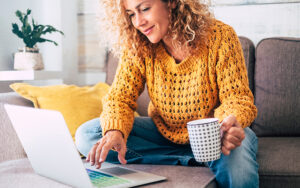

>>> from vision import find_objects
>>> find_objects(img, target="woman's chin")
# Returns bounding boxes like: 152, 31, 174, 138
147, 37, 161, 44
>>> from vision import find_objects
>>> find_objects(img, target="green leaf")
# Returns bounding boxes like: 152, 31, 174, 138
25, 24, 32, 35
12, 9, 63, 47
26, 9, 31, 15
22, 17, 28, 33
36, 37, 58, 46
23, 37, 34, 48
42, 25, 64, 35
12, 23, 24, 39
15, 10, 23, 22
32, 25, 45, 38
32, 18, 36, 29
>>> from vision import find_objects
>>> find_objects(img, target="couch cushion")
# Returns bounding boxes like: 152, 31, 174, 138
257, 137, 300, 188
0, 158, 217, 188
252, 37, 300, 136
0, 92, 32, 163
10, 82, 112, 141
125, 164, 217, 188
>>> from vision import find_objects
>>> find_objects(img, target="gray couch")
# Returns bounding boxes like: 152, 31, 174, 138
0, 37, 299, 188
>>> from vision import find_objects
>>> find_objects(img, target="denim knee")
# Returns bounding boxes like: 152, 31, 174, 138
208, 127, 259, 188
75, 118, 102, 157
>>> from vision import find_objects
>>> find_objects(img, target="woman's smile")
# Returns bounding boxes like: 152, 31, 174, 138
143, 25, 155, 35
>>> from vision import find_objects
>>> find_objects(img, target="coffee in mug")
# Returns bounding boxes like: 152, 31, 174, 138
187, 118, 222, 162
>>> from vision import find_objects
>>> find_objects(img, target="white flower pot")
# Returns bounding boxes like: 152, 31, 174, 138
14, 47, 44, 70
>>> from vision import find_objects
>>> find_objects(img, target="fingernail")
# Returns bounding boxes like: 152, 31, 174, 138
99, 158, 104, 162
91, 162, 94, 166
96, 165, 100, 169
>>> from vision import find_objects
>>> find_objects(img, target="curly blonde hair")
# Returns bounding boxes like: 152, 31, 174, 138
98, 0, 214, 58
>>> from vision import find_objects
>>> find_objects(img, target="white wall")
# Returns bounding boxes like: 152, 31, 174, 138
211, 0, 300, 5
77, 0, 107, 86
212, 1, 300, 46
37, 0, 63, 71
60, 0, 79, 85
0, 0, 78, 92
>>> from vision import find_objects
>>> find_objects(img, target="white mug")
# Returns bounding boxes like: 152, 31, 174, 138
187, 118, 222, 162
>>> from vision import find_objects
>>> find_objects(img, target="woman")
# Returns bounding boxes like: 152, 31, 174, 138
75, 0, 259, 187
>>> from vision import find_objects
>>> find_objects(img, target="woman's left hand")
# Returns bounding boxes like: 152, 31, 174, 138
220, 115, 245, 155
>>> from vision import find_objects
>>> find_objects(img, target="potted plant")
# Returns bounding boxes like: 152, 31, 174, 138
12, 9, 64, 70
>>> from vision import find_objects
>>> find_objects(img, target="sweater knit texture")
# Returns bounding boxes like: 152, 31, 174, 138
100, 20, 257, 144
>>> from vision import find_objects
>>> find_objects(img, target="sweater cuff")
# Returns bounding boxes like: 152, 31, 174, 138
214, 110, 254, 129
100, 118, 131, 143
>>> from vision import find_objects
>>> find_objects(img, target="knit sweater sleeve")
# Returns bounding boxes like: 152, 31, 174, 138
214, 25, 257, 128
100, 51, 146, 142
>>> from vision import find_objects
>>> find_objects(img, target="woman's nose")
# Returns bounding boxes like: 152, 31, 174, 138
134, 13, 146, 28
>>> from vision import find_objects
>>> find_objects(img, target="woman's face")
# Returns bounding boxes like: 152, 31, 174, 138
124, 0, 170, 44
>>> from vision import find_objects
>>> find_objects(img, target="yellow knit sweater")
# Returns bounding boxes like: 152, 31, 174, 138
100, 20, 257, 144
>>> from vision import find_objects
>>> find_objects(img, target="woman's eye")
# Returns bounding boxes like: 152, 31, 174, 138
142, 7, 150, 12
129, 14, 134, 18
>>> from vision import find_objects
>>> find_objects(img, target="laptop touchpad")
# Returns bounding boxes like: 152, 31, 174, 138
101, 167, 137, 176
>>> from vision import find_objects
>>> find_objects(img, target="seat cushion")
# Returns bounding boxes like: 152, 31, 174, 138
124, 164, 217, 188
252, 37, 300, 136
0, 158, 217, 188
0, 158, 70, 188
257, 137, 300, 188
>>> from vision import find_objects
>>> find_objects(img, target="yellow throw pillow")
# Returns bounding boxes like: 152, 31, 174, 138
10, 82, 110, 141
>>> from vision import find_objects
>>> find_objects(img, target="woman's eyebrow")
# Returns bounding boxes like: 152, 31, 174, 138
125, 1, 149, 12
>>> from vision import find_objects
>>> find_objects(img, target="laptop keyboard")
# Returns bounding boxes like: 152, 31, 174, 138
86, 169, 130, 187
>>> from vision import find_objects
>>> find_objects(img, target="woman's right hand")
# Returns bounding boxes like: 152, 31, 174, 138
86, 130, 127, 169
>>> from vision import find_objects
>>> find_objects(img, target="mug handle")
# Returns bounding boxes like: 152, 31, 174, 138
219, 121, 224, 138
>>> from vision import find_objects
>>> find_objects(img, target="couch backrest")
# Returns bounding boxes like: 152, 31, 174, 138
239, 36, 255, 93
251, 37, 300, 136
0, 92, 32, 162
105, 37, 255, 117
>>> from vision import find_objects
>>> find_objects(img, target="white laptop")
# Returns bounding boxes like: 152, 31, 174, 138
4, 104, 166, 188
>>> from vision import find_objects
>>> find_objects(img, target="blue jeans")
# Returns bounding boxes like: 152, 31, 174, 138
75, 117, 259, 188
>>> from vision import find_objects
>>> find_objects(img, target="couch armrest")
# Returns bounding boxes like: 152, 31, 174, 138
0, 92, 33, 163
